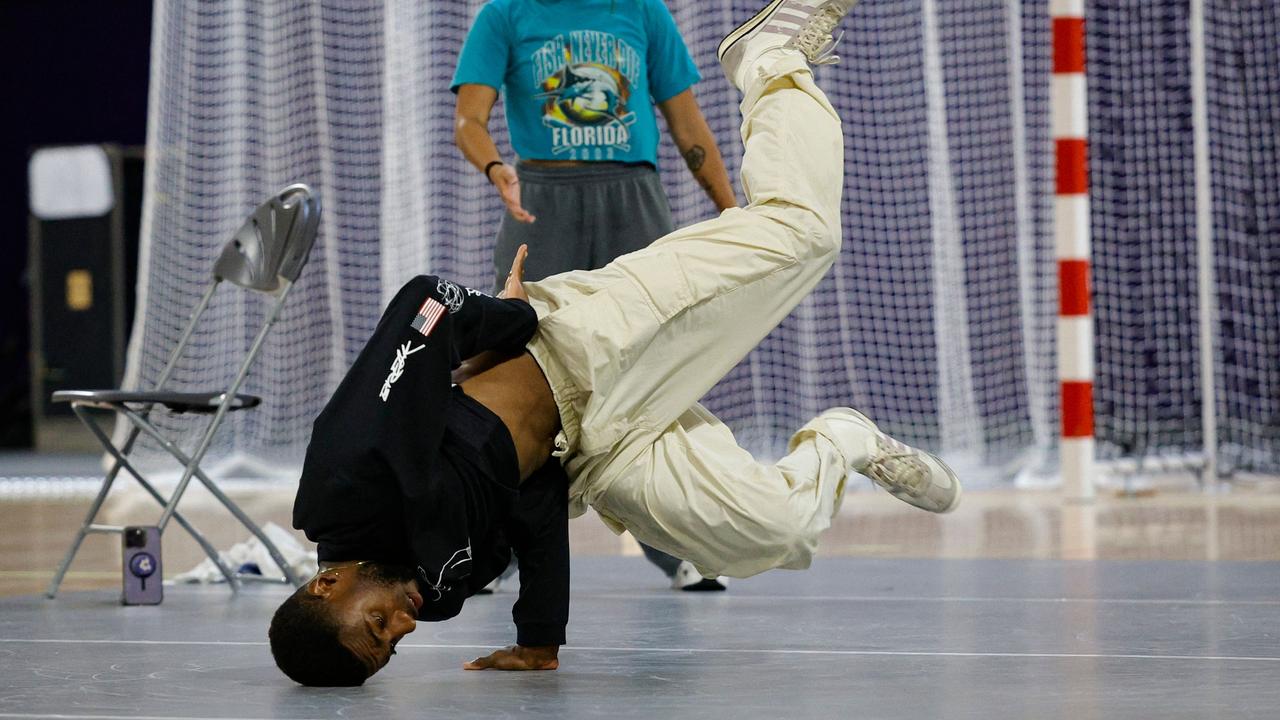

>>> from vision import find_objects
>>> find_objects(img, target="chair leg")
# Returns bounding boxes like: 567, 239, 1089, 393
79, 407, 242, 591
189, 466, 304, 587
45, 471, 116, 598
122, 407, 302, 587
46, 405, 140, 598
123, 469, 242, 590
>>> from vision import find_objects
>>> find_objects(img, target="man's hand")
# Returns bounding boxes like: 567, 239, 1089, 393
490, 164, 536, 224
463, 644, 560, 671
499, 244, 529, 303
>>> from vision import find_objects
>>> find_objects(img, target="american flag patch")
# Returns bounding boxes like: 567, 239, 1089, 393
411, 297, 447, 337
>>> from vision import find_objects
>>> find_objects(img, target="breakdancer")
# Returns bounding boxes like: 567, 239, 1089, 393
270, 0, 960, 686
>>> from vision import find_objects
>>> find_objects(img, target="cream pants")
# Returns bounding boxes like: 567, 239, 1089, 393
525, 54, 867, 578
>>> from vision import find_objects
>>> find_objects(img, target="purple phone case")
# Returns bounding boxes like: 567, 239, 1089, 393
122, 525, 163, 605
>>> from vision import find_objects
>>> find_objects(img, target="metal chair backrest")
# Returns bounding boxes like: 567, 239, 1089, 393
149, 185, 321, 393
212, 184, 321, 292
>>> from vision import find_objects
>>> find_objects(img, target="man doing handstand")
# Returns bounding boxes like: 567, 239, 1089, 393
270, 0, 961, 686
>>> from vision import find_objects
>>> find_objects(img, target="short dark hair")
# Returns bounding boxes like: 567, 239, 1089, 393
269, 587, 368, 686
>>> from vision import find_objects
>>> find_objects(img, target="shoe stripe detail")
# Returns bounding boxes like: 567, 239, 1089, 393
774, 9, 812, 24
716, 0, 788, 59
763, 20, 805, 32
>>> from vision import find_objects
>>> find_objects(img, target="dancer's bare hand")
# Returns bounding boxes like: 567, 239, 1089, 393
499, 244, 529, 303
491, 164, 536, 223
463, 644, 559, 671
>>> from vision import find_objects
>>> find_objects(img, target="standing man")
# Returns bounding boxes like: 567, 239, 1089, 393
452, 0, 736, 591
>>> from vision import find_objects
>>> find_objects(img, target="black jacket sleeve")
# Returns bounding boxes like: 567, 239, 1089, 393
399, 277, 536, 621
412, 552, 470, 622
429, 277, 537, 363
504, 459, 570, 647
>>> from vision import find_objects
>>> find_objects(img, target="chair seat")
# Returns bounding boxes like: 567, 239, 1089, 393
51, 389, 262, 414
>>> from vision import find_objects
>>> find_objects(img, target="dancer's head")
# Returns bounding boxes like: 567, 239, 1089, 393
269, 562, 422, 685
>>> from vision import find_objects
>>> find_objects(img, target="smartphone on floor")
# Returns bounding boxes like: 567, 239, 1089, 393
122, 525, 163, 605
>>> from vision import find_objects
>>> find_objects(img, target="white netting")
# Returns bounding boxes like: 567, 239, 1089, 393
1090, 1, 1280, 477
1203, 2, 1280, 475
126, 0, 1277, 484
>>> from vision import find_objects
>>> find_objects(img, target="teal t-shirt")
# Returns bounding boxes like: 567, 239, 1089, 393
450, 0, 701, 165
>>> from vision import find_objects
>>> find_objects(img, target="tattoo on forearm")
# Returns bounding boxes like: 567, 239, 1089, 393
683, 144, 706, 173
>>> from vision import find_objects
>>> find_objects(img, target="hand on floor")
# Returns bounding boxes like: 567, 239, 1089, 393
463, 644, 559, 671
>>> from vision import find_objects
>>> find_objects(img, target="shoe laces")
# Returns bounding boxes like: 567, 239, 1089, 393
865, 437, 929, 496
784, 4, 847, 66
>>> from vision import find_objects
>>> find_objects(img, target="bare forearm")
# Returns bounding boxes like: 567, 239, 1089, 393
675, 128, 736, 211
660, 90, 737, 211
455, 85, 535, 222
455, 117, 503, 173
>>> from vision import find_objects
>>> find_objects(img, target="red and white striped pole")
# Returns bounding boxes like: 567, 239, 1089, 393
1052, 0, 1094, 501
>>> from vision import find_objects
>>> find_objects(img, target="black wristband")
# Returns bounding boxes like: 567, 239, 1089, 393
484, 160, 504, 182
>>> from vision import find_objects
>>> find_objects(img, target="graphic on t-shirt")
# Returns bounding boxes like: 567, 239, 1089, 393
530, 30, 640, 160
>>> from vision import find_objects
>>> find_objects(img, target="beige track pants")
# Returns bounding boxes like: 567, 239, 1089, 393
525, 53, 869, 578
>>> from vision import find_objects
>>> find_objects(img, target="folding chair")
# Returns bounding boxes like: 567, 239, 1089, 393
46, 184, 321, 598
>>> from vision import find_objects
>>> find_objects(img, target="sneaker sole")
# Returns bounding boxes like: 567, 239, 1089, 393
681, 578, 729, 592
929, 452, 963, 514
717, 0, 789, 61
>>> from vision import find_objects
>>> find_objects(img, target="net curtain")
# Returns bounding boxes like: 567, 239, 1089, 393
124, 0, 1277, 483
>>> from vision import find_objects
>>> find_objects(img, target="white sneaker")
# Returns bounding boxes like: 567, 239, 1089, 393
672, 560, 729, 592
826, 408, 962, 514
718, 0, 859, 91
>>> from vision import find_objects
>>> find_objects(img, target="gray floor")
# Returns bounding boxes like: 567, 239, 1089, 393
2, 557, 1278, 720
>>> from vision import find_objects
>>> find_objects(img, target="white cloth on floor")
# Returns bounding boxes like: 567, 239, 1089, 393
170, 522, 317, 584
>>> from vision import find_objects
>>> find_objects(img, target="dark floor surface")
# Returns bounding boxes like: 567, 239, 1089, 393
1, 557, 1278, 719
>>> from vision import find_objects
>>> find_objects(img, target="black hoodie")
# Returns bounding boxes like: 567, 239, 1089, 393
293, 275, 568, 646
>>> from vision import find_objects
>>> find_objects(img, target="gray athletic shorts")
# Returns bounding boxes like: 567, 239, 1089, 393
492, 161, 676, 290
